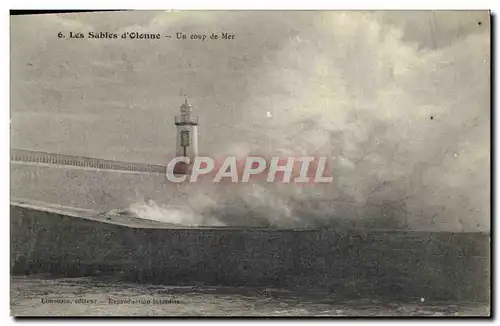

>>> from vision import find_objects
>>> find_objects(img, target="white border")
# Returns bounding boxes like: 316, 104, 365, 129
3, 1, 499, 10
3, 1, 497, 324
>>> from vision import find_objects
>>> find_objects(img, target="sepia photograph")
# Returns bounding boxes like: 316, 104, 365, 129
9, 10, 491, 317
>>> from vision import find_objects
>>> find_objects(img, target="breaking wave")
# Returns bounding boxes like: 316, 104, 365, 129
121, 12, 489, 231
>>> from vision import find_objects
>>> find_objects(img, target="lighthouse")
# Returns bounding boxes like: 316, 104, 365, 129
174, 98, 199, 174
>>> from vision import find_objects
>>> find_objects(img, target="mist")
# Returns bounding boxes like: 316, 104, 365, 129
131, 12, 489, 231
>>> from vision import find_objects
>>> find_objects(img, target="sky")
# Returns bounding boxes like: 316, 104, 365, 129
10, 11, 490, 230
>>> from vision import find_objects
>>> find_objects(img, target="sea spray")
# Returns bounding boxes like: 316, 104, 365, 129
128, 12, 488, 231
129, 196, 226, 227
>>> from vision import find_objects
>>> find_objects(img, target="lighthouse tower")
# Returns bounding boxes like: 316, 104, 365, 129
174, 98, 199, 174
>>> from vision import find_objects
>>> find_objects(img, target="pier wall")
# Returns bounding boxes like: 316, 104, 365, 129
11, 162, 172, 213
11, 205, 490, 302
11, 149, 166, 174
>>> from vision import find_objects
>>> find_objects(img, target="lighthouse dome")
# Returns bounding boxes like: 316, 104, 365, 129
180, 99, 192, 114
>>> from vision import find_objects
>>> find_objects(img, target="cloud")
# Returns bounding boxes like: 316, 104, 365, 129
157, 11, 490, 231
